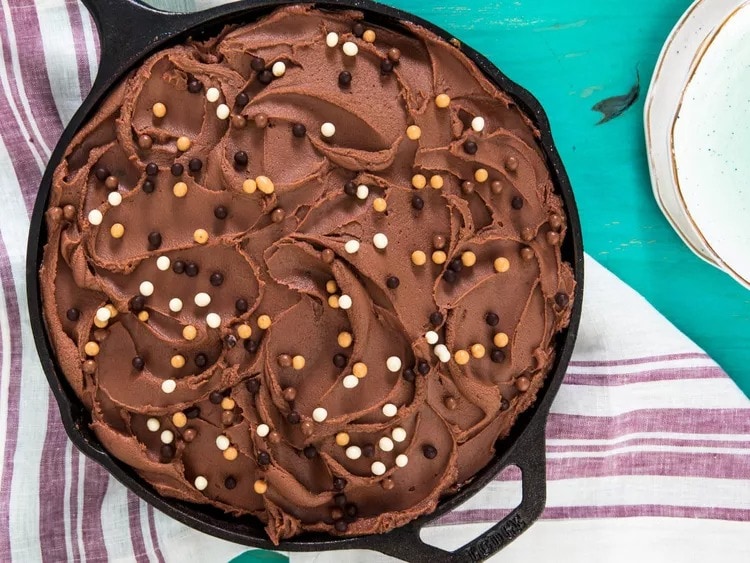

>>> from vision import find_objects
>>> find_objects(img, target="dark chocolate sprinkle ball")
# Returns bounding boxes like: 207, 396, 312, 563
490, 348, 506, 363
555, 292, 570, 308
147, 231, 162, 250
485, 312, 499, 326
66, 308, 80, 321
195, 353, 208, 368
187, 79, 202, 93
224, 335, 237, 348
185, 262, 199, 277
334, 520, 348, 532
172, 260, 185, 274
380, 59, 394, 74
287, 411, 301, 424
246, 378, 260, 393
344, 180, 357, 197
142, 180, 155, 193
352, 22, 365, 37
402, 368, 415, 382
146, 163, 158, 176
258, 451, 271, 466
292, 123, 306, 137
443, 270, 458, 284
258, 70, 273, 84
417, 360, 430, 375
338, 70, 352, 88
251, 56, 265, 71
362, 444, 375, 458
463, 140, 478, 155
95, 167, 109, 181
209, 391, 223, 404
332, 353, 348, 368
411, 194, 424, 210
448, 258, 463, 273
170, 163, 184, 176
160, 444, 175, 462
214, 205, 228, 220
189, 158, 203, 172
224, 476, 237, 489
234, 151, 248, 167
130, 295, 145, 312
511, 196, 524, 209
345, 503, 358, 518
210, 272, 224, 286
303, 445, 318, 459
429, 311, 443, 326
236, 92, 249, 107
386, 276, 400, 289
333, 477, 347, 491
235, 298, 249, 313
500, 398, 510, 411
131, 356, 145, 371
422, 445, 438, 459
184, 406, 200, 419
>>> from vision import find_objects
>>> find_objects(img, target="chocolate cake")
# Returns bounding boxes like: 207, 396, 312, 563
40, 5, 575, 543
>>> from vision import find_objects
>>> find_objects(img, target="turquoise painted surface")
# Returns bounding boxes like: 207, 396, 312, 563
158, 0, 750, 396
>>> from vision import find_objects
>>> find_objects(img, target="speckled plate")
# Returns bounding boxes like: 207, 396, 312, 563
645, 0, 750, 289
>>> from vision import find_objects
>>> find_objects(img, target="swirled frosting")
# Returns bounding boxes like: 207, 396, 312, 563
41, 5, 575, 543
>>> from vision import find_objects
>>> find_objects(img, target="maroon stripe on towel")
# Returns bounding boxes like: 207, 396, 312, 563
128, 491, 149, 563
563, 365, 726, 386
82, 460, 110, 562
64, 0, 92, 96
148, 505, 166, 563
568, 352, 709, 368
39, 405, 70, 563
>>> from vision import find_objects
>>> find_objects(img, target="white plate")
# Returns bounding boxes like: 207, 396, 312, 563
645, 0, 750, 288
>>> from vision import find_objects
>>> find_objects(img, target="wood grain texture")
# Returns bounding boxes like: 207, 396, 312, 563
163, 0, 750, 396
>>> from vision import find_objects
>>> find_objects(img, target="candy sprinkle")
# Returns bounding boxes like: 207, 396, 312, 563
256, 423, 270, 437
386, 356, 402, 372
169, 298, 183, 313
257, 315, 272, 329
342, 41, 358, 56
156, 256, 171, 271
342, 374, 359, 388
328, 295, 339, 308
242, 178, 257, 193
176, 136, 191, 152
382, 403, 398, 417
411, 174, 427, 189
206, 313, 221, 328
216, 435, 230, 450
337, 331, 352, 348
193, 229, 209, 244
494, 332, 509, 348
373, 233, 388, 250
411, 250, 427, 266
110, 223, 125, 239
170, 354, 186, 369
395, 454, 409, 467
194, 476, 208, 491
363, 29, 376, 43
336, 432, 350, 446
325, 32, 339, 47
107, 191, 122, 206
271, 61, 286, 77
356, 184, 369, 200
494, 257, 510, 273
146, 418, 160, 432
160, 430, 174, 444
371, 461, 386, 476
173, 182, 188, 197
183, 325, 197, 340
321, 122, 336, 138
435, 94, 451, 108
312, 407, 328, 422
346, 445, 362, 460
344, 240, 360, 254
454, 350, 470, 365
253, 480, 268, 495
430, 175, 444, 189
221, 396, 235, 410
256, 176, 275, 194
434, 344, 450, 363
373, 197, 387, 212
194, 292, 211, 307
292, 355, 306, 370
139, 281, 154, 296
352, 362, 368, 378
172, 412, 187, 428
425, 331, 439, 345
406, 125, 421, 140
206, 87, 220, 102
216, 104, 230, 120
88, 209, 103, 225
379, 436, 394, 452
474, 168, 489, 183
95, 307, 111, 323
161, 379, 176, 393
152, 102, 167, 118
462, 251, 477, 267
339, 294, 353, 310
471, 116, 485, 132
392, 427, 407, 442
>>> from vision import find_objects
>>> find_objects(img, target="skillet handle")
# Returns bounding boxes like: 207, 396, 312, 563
368, 418, 547, 562
80, 0, 208, 85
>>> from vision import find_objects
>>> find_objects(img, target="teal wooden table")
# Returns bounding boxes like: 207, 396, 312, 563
185, 0, 750, 397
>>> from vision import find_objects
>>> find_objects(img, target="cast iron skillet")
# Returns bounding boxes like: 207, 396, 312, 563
26, 0, 584, 560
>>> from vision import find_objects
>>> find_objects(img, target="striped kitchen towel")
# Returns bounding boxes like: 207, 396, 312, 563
0, 1, 748, 562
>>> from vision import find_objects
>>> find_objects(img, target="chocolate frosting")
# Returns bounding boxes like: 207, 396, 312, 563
40, 5, 575, 543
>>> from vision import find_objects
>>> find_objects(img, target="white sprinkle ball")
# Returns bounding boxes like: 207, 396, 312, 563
161, 379, 176, 394
271, 61, 286, 77
344, 240, 360, 254
194, 292, 211, 307
343, 374, 359, 389
382, 403, 398, 417
342, 41, 358, 56
160, 430, 174, 444
139, 281, 154, 296
346, 445, 362, 460
434, 344, 451, 363
325, 32, 339, 47
216, 104, 230, 120
156, 256, 171, 271
146, 418, 160, 432
256, 423, 270, 437
321, 122, 336, 138
395, 454, 409, 468
425, 331, 439, 345
107, 191, 122, 206
168, 298, 183, 313
386, 356, 402, 373
373, 233, 388, 250
215, 435, 230, 451
371, 461, 386, 476
379, 436, 394, 452
312, 407, 328, 422
471, 116, 485, 132
206, 87, 220, 102
194, 476, 208, 491
206, 313, 221, 329
392, 427, 407, 442
88, 209, 103, 225
338, 294, 352, 310
95, 307, 111, 322
356, 184, 369, 200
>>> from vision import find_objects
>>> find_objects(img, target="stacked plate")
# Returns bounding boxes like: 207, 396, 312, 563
645, 0, 750, 289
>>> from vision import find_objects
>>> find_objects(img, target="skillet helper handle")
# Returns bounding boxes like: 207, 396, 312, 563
80, 0, 206, 84
370, 419, 547, 562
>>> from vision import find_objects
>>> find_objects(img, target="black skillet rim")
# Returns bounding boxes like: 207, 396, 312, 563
26, 1, 584, 560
